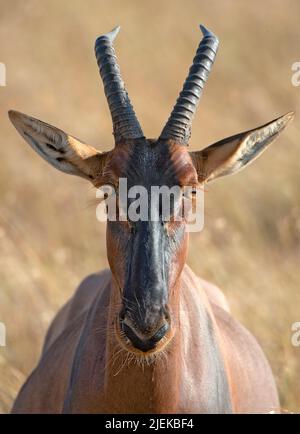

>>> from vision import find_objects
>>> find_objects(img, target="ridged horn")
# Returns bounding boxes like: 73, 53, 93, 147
159, 25, 219, 145
95, 26, 144, 142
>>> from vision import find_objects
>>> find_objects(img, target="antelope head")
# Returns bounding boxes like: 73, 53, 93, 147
9, 26, 293, 356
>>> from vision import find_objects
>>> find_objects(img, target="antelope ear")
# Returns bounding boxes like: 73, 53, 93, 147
8, 110, 109, 183
190, 112, 294, 183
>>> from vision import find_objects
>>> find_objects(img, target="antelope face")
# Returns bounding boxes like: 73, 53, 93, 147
104, 140, 198, 353
9, 25, 293, 357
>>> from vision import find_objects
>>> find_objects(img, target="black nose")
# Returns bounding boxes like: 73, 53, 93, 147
121, 321, 169, 352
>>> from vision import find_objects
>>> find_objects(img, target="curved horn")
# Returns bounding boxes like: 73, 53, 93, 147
159, 25, 219, 145
95, 26, 144, 142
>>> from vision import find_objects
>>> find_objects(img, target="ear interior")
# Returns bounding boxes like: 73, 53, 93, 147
190, 112, 294, 183
8, 110, 108, 182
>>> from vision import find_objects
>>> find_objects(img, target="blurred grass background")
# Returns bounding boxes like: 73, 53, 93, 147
0, 0, 299, 413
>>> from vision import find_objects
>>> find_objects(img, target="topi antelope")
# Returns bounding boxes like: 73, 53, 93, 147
9, 25, 293, 414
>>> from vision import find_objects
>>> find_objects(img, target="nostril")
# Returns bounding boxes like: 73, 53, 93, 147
121, 322, 139, 343
151, 322, 169, 343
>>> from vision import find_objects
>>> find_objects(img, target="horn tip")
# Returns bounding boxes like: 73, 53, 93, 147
199, 24, 218, 40
108, 25, 121, 40
96, 26, 121, 44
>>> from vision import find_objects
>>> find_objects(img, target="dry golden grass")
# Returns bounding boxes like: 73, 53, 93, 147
0, 0, 299, 413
